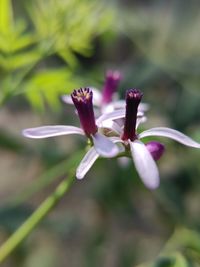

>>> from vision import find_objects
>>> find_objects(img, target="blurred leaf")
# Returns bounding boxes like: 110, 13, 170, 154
162, 228, 200, 259
58, 49, 79, 68
173, 253, 189, 267
151, 257, 175, 267
0, 0, 13, 34
27, 0, 114, 65
0, 20, 36, 54
24, 68, 80, 110
150, 253, 189, 267
9, 33, 36, 53
2, 50, 41, 71
0, 0, 115, 108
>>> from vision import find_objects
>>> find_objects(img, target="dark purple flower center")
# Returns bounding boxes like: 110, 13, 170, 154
122, 89, 143, 141
102, 70, 121, 104
71, 88, 97, 136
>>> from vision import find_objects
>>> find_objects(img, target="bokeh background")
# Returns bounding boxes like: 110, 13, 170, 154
0, 0, 200, 266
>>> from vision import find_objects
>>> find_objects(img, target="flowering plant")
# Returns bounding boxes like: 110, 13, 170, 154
23, 87, 200, 189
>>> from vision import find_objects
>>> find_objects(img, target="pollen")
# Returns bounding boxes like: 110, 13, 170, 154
72, 88, 92, 102
127, 89, 143, 100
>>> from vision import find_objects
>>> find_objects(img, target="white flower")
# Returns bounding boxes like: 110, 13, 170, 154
110, 89, 200, 190
23, 88, 142, 180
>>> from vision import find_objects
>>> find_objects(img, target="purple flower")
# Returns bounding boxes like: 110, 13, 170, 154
23, 88, 144, 180
61, 70, 149, 114
110, 89, 200, 190
23, 88, 122, 177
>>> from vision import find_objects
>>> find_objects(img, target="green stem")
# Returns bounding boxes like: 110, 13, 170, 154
0, 173, 75, 263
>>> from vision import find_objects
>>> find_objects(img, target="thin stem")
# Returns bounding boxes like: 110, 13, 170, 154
0, 171, 75, 263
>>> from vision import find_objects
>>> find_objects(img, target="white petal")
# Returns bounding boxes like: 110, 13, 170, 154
101, 104, 115, 113
102, 100, 124, 114
96, 109, 125, 125
138, 127, 200, 148
103, 101, 149, 113
22, 125, 84, 138
61, 95, 73, 104
92, 133, 119, 157
91, 87, 102, 106
138, 103, 150, 112
96, 109, 144, 126
109, 136, 123, 143
112, 100, 125, 109
129, 140, 160, 190
109, 137, 125, 153
76, 147, 99, 179
100, 120, 122, 135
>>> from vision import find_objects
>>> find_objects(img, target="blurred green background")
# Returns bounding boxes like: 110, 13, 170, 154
0, 0, 200, 266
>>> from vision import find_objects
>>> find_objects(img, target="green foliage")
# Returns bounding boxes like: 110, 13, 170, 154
27, 0, 114, 65
0, 0, 37, 71
0, 0, 114, 109
150, 254, 189, 267
24, 68, 80, 110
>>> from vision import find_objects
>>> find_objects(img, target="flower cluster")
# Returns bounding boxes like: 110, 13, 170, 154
23, 71, 200, 190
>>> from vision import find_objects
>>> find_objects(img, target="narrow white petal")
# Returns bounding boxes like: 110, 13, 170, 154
100, 120, 122, 135
129, 140, 160, 190
103, 101, 149, 113
96, 109, 125, 125
22, 125, 84, 138
92, 133, 119, 157
76, 147, 99, 179
96, 109, 144, 126
138, 127, 200, 148
61, 95, 73, 104
109, 136, 123, 143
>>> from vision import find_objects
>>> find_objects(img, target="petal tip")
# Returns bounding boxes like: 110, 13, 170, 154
147, 180, 160, 190
22, 129, 35, 138
76, 173, 84, 180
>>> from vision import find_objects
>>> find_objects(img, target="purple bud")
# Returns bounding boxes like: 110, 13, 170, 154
71, 88, 98, 136
102, 70, 121, 104
122, 89, 143, 141
146, 141, 165, 161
